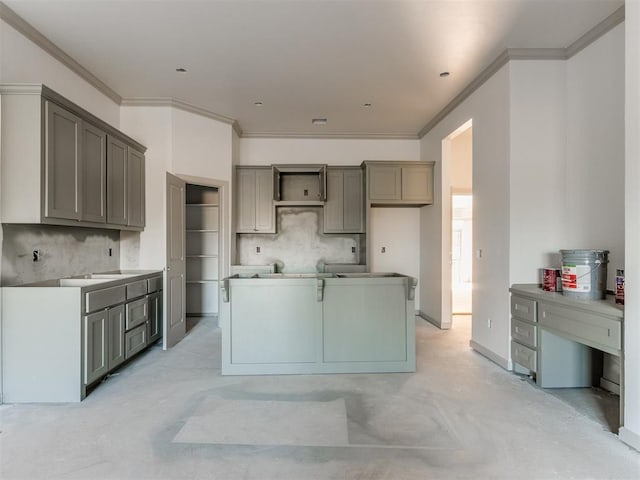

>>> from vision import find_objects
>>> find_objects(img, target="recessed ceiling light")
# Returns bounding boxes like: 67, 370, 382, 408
254, 101, 263, 106
312, 118, 327, 125
363, 103, 372, 107
439, 71, 450, 78
176, 67, 187, 73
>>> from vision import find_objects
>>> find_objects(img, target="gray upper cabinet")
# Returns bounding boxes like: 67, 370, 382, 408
236, 167, 275, 233
324, 167, 364, 233
0, 84, 146, 230
365, 161, 435, 206
107, 136, 128, 225
44, 101, 82, 221
81, 122, 107, 223
127, 147, 145, 228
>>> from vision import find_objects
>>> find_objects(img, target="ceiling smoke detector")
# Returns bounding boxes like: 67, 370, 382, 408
363, 103, 372, 107
254, 101, 263, 106
312, 118, 328, 125
439, 71, 450, 78
176, 67, 187, 73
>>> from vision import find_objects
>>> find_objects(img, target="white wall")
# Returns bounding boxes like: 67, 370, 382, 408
565, 25, 625, 290
420, 65, 511, 354
370, 208, 421, 310
622, 0, 640, 451
509, 60, 567, 283
239, 137, 420, 165
0, 19, 120, 127
119, 106, 173, 270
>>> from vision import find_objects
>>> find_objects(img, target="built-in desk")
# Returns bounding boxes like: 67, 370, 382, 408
510, 284, 623, 383
509, 284, 624, 426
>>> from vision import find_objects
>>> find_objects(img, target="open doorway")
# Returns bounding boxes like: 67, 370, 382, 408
441, 121, 472, 331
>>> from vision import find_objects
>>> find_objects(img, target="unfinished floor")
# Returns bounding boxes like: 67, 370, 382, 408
1, 316, 638, 479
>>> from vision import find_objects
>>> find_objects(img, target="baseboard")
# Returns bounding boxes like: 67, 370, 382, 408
619, 426, 640, 452
599, 377, 621, 395
469, 340, 510, 370
417, 310, 451, 330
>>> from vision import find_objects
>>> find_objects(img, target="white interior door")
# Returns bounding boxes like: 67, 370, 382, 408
164, 173, 186, 349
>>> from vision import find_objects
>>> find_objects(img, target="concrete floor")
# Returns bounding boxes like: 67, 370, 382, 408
1, 316, 638, 479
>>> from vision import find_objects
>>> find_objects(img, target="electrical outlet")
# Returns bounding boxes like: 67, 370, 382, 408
351, 246, 356, 253
303, 189, 309, 196
33, 250, 41, 262
108, 248, 113, 257
487, 318, 492, 328
381, 246, 386, 253
256, 246, 261, 253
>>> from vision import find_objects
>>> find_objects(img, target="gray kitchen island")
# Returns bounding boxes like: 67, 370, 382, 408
219, 272, 417, 375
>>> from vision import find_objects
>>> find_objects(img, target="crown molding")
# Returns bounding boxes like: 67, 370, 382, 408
241, 132, 419, 140
0, 1, 122, 104
418, 5, 625, 138
120, 97, 243, 136
0, 83, 43, 95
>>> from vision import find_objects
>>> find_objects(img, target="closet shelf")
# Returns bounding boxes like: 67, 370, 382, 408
186, 229, 219, 233
186, 254, 218, 258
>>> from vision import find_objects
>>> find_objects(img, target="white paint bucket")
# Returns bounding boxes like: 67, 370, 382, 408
560, 249, 609, 300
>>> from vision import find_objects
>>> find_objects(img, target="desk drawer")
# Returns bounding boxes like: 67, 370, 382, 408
511, 318, 537, 348
539, 302, 621, 353
85, 285, 126, 313
512, 341, 537, 372
511, 295, 537, 323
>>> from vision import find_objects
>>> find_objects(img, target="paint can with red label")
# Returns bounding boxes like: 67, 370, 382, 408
542, 268, 562, 292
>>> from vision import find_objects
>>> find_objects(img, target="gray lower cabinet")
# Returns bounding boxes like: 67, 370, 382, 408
364, 161, 435, 205
235, 167, 275, 233
147, 291, 163, 343
125, 324, 148, 359
107, 304, 125, 369
45, 100, 82, 221
84, 309, 109, 385
324, 167, 364, 233
0, 84, 146, 231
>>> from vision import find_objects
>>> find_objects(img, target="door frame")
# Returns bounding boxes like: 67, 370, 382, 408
174, 173, 231, 317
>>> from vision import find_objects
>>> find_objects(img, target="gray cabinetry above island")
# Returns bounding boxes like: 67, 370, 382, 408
364, 161, 435, 206
0, 84, 146, 231
324, 167, 364, 234
235, 166, 275, 233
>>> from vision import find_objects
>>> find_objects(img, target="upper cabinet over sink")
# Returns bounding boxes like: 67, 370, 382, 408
364, 161, 435, 206
0, 84, 146, 231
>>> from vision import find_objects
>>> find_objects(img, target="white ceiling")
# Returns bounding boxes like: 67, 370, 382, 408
2, 0, 624, 137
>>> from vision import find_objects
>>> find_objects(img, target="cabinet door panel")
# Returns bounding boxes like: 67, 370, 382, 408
255, 168, 275, 232
108, 305, 125, 369
323, 170, 344, 232
343, 169, 364, 232
148, 292, 163, 343
82, 122, 107, 223
107, 136, 128, 225
402, 165, 432, 202
84, 310, 108, 384
369, 166, 401, 200
45, 101, 81, 220
127, 147, 145, 227
236, 169, 257, 232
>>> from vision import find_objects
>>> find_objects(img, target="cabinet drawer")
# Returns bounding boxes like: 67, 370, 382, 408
85, 285, 126, 313
511, 318, 537, 348
511, 295, 537, 323
126, 279, 148, 300
512, 341, 537, 372
147, 276, 163, 293
124, 323, 147, 359
126, 297, 148, 330
539, 302, 622, 353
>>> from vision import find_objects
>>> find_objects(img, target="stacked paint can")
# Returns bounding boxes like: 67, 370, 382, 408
542, 268, 562, 292
560, 249, 609, 300
616, 269, 624, 305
